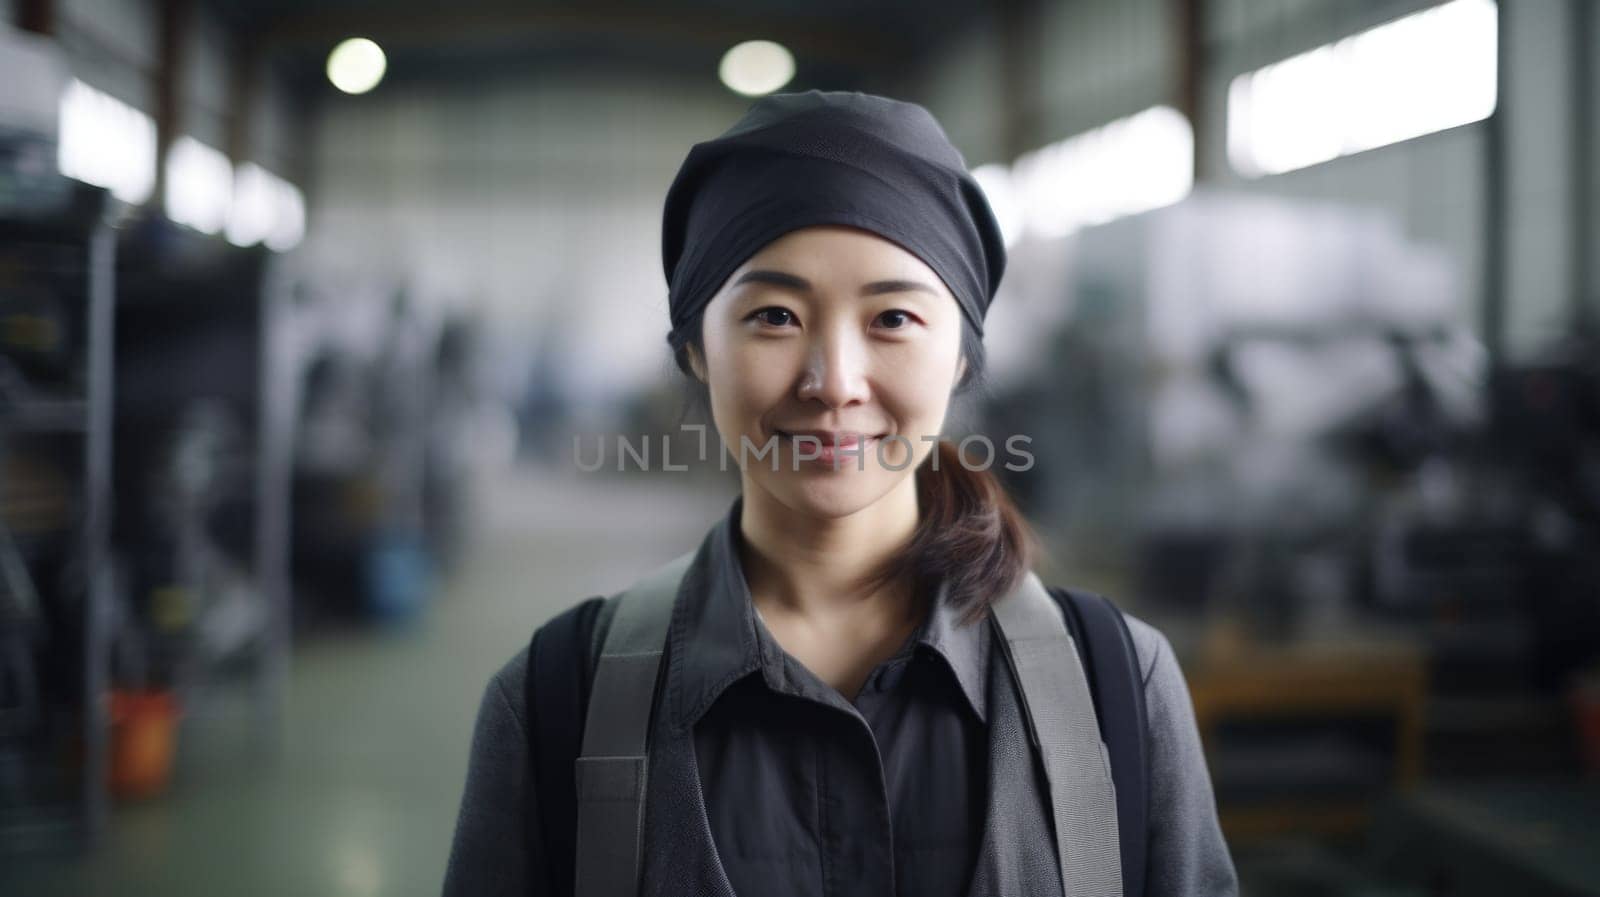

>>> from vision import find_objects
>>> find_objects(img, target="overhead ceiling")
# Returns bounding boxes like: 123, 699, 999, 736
198, 0, 996, 98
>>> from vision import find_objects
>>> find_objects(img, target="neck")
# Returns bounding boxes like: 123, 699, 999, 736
737, 475, 921, 622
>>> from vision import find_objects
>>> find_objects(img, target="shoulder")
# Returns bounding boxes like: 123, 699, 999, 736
1110, 613, 1241, 892
1117, 610, 1174, 690
1051, 584, 1174, 691
483, 644, 531, 730
482, 595, 614, 723
1112, 608, 1204, 745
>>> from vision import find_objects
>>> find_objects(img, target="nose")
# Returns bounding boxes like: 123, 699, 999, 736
796, 325, 871, 409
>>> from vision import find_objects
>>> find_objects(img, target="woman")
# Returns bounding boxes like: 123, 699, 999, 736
444, 90, 1238, 897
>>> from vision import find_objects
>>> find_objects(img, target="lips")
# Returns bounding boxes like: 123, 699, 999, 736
775, 429, 883, 447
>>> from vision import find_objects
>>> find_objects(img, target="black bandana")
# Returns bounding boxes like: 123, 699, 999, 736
661, 90, 1007, 337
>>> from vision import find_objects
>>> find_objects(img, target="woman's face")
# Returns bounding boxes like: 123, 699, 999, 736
689, 225, 967, 520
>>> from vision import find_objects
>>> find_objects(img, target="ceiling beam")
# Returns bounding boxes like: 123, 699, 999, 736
1175, 0, 1207, 182
259, 5, 913, 74
17, 0, 55, 35
152, 0, 194, 216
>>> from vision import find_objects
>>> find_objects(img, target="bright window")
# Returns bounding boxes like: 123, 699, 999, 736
165, 136, 233, 235
1011, 106, 1194, 238
227, 163, 306, 251
1228, 0, 1498, 178
57, 79, 156, 204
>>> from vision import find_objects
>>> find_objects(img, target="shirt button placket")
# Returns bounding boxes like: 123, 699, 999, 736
822, 708, 897, 897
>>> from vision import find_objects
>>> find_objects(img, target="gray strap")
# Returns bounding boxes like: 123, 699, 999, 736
574, 550, 695, 897
991, 571, 1123, 897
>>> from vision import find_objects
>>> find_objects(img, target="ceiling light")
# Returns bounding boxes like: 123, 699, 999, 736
718, 40, 794, 97
327, 38, 387, 95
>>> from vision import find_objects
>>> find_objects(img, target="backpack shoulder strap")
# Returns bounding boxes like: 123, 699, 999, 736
525, 594, 607, 897
531, 562, 1148, 897
990, 571, 1123, 897
573, 550, 695, 897
1050, 586, 1150, 897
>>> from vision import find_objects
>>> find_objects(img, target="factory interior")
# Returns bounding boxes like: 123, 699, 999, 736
1, 0, 1598, 895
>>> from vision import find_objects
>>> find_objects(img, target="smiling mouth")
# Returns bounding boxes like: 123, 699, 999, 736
774, 430, 887, 449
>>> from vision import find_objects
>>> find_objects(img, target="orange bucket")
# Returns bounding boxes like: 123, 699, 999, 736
108, 689, 180, 800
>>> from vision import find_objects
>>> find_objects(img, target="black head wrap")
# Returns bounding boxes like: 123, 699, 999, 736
661, 90, 1007, 338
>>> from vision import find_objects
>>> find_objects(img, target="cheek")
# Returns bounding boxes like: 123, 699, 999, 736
705, 338, 798, 431
886, 378, 953, 436
878, 342, 960, 435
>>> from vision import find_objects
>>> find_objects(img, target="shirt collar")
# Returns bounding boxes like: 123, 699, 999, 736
665, 494, 990, 730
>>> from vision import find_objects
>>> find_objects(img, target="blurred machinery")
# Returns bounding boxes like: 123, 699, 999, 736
424, 315, 490, 569
989, 190, 1600, 841
2, 168, 487, 857
108, 216, 295, 770
288, 286, 485, 626
0, 183, 114, 851
0, 29, 72, 215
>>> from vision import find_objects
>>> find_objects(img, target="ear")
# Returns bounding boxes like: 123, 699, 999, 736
953, 354, 968, 386
686, 344, 709, 383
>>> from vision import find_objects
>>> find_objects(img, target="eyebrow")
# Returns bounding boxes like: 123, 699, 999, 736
731, 269, 941, 298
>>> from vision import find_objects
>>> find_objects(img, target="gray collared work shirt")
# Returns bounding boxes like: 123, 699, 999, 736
444, 497, 1239, 896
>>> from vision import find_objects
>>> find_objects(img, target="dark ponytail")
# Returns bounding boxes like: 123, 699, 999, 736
895, 440, 1036, 625
669, 312, 1037, 624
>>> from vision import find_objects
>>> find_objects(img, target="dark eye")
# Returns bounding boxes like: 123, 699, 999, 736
751, 307, 795, 327
876, 309, 914, 329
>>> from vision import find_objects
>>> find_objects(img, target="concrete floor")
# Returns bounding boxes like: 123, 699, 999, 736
2, 467, 738, 897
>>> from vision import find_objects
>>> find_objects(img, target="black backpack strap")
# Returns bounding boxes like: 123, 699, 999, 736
526, 595, 608, 897
1050, 587, 1150, 897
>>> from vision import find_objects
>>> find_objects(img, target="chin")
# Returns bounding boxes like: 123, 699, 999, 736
758, 468, 897, 520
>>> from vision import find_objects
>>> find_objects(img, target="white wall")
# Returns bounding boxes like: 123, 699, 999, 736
42, 0, 300, 176
1201, 0, 1487, 339
181, 5, 231, 151
1036, 0, 1173, 143
55, 0, 159, 111
302, 73, 747, 406
916, 13, 1005, 167
1498, 0, 1578, 356
914, 0, 1174, 169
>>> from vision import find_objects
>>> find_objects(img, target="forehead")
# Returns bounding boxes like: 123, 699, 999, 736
738, 225, 950, 291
